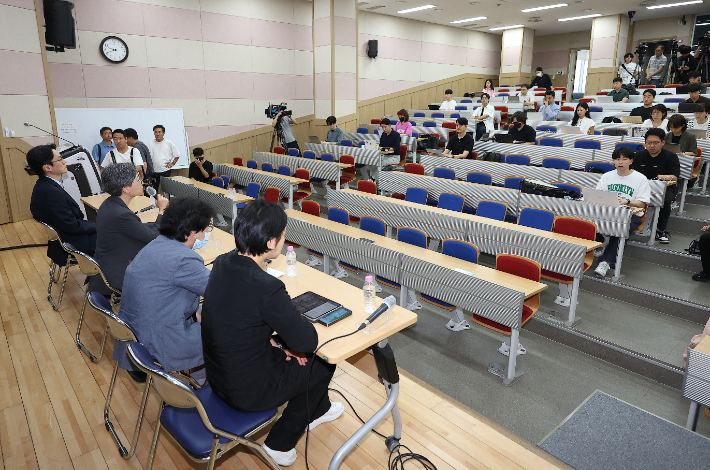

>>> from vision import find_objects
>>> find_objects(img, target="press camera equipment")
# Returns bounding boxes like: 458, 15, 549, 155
266, 102, 292, 152
695, 32, 710, 82
265, 103, 292, 119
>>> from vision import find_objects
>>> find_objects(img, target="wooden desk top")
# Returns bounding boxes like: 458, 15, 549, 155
695, 336, 710, 356
81, 194, 153, 212
339, 189, 602, 251
285, 209, 547, 298
168, 177, 253, 203
260, 151, 352, 168
221, 163, 308, 184
269, 255, 417, 364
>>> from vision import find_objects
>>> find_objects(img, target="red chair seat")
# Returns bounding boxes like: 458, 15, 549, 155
471, 305, 534, 335
327, 176, 354, 187
391, 193, 405, 200
282, 191, 310, 204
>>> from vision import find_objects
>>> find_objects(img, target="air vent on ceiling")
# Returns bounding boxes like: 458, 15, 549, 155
639, 0, 656, 5
366, 5, 386, 10
358, 1, 368, 4
528, 16, 542, 22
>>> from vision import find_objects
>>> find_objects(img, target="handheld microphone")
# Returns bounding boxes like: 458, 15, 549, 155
136, 187, 158, 213
145, 186, 157, 198
24, 122, 77, 147
357, 295, 396, 331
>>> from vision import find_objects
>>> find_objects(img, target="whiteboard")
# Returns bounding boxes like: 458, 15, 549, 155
54, 108, 190, 170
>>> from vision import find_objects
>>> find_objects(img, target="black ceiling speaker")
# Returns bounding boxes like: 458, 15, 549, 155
44, 0, 76, 51
367, 40, 378, 58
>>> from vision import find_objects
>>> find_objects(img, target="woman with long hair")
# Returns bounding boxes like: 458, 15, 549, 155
395, 108, 412, 136
482, 79, 496, 98
570, 102, 595, 135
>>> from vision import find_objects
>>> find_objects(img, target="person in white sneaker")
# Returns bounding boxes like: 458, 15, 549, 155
594, 147, 650, 277
201, 200, 343, 467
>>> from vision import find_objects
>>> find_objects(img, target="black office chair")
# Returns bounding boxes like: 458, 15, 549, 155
35, 220, 73, 310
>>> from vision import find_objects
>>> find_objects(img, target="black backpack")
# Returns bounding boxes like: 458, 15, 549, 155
479, 152, 503, 162
601, 117, 622, 123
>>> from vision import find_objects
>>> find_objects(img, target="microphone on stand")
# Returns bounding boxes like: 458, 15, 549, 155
357, 295, 396, 331
24, 122, 77, 147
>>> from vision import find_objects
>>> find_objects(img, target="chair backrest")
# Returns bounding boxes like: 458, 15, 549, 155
431, 113, 444, 118
583, 161, 615, 173
36, 220, 61, 243
539, 137, 563, 147
212, 177, 224, 188
614, 142, 643, 152
454, 106, 467, 111
261, 162, 274, 172
551, 182, 582, 199
321, 153, 335, 162
220, 175, 230, 186
246, 182, 261, 198
405, 186, 428, 205
423, 121, 437, 127
247, 160, 257, 169
664, 97, 684, 103
301, 200, 320, 217
371, 119, 382, 124
504, 176, 525, 190
553, 216, 597, 241
588, 106, 603, 113
460, 99, 472, 103
358, 140, 367, 147
287, 148, 299, 157
88, 291, 137, 342
496, 254, 541, 282
442, 122, 456, 130
360, 216, 385, 236
450, 113, 460, 119
574, 139, 601, 150
579, 98, 595, 103
437, 193, 465, 212
467, 171, 492, 185
303, 150, 316, 159
328, 207, 349, 225
295, 168, 310, 189
64, 243, 119, 294
273, 146, 285, 155
518, 207, 555, 231
278, 165, 291, 176
505, 154, 530, 166
433, 167, 455, 180
542, 157, 571, 170
357, 127, 368, 134
357, 179, 377, 194
561, 106, 574, 111
441, 239, 478, 264
476, 200, 507, 220
536, 126, 557, 132
340, 154, 355, 167
404, 163, 425, 175
413, 112, 425, 117
409, 121, 417, 126
397, 227, 427, 248
340, 139, 353, 147
603, 128, 628, 136
264, 187, 280, 203
233, 157, 243, 166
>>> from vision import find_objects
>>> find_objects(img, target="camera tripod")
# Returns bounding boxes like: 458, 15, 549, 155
269, 119, 286, 153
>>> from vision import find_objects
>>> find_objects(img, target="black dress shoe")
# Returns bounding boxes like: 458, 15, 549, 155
692, 272, 710, 282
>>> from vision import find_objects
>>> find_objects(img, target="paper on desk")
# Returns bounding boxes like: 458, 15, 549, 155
453, 267, 475, 276
267, 267, 285, 278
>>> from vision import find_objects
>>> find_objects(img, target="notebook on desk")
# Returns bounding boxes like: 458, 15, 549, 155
428, 104, 441, 110
506, 96, 520, 103
557, 126, 583, 134
678, 103, 697, 114
526, 112, 543, 121
595, 96, 614, 103
664, 143, 681, 154
689, 128, 708, 139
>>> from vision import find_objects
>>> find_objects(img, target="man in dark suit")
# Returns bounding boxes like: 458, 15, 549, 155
88, 163, 168, 294
28, 144, 97, 261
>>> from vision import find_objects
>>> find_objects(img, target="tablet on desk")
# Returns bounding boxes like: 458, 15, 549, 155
292, 291, 341, 322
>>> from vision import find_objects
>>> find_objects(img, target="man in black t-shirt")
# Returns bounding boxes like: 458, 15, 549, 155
188, 147, 214, 183
632, 128, 680, 244
442, 117, 474, 159
630, 89, 656, 122
530, 67, 552, 90
506, 111, 537, 144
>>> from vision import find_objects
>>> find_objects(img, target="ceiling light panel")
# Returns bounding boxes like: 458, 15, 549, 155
397, 4, 436, 13
489, 24, 525, 30
646, 0, 701, 8
558, 13, 601, 21
521, 3, 568, 12
450, 16, 488, 23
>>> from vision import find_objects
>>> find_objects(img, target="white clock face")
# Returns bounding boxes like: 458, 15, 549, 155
100, 37, 128, 63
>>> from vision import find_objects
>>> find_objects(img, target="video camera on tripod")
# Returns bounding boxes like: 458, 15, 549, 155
266, 103, 292, 152
265, 103, 292, 119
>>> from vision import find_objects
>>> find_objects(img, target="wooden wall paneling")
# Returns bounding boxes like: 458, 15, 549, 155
0, 123, 12, 224
1, 138, 36, 223
585, 67, 617, 95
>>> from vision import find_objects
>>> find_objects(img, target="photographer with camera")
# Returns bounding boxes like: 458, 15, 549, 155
619, 53, 640, 93
272, 109, 300, 156
676, 45, 697, 84
188, 147, 213, 184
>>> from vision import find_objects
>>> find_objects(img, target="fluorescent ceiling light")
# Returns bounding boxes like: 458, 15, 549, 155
647, 0, 701, 7
398, 4, 436, 13
558, 13, 601, 21
521, 3, 567, 12
451, 16, 488, 23
489, 24, 525, 30
696, 22, 710, 26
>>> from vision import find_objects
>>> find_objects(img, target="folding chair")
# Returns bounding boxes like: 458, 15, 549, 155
35, 220, 73, 310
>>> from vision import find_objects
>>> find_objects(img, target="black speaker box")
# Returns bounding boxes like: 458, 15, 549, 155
367, 39, 378, 58
44, 0, 76, 49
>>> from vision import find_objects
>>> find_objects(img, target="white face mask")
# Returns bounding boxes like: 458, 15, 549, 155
536, 72, 542, 77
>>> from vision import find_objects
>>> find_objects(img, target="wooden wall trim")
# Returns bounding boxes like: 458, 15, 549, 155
33, 0, 59, 145
357, 73, 488, 107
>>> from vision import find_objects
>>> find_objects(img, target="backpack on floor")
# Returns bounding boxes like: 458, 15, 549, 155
479, 152, 503, 162
686, 239, 702, 255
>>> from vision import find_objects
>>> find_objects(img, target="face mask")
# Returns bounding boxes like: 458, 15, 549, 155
536, 72, 542, 77
193, 231, 210, 250
399, 116, 405, 122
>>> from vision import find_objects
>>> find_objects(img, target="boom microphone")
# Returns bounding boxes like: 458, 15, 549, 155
24, 122, 77, 146
357, 295, 396, 331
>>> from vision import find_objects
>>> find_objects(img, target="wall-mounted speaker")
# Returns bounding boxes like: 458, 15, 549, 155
44, 0, 76, 50
367, 40, 378, 58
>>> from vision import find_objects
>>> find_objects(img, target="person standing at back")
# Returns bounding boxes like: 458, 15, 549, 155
440, 89, 457, 110
102, 129, 146, 178
646, 45, 668, 86
676, 45, 697, 85
530, 67, 552, 90
124, 128, 153, 178
618, 53, 640, 90
149, 125, 181, 193
92, 127, 116, 166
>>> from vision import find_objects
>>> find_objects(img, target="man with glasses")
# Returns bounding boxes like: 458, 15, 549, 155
442, 117, 474, 159
646, 46, 668, 86
28, 144, 97, 257
633, 128, 680, 244
188, 147, 213, 183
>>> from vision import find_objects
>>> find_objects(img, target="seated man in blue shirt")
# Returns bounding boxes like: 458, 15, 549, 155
539, 90, 560, 121
322, 115, 344, 144
92, 126, 116, 166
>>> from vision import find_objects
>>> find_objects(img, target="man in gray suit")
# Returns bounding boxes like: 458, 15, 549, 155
89, 163, 168, 295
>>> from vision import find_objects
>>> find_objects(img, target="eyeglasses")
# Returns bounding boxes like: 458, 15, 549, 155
645, 140, 663, 146
50, 156, 65, 163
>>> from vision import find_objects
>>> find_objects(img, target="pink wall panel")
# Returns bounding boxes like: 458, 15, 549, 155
293, 24, 313, 52
333, 72, 356, 100
313, 17, 331, 48
204, 70, 254, 99
333, 17, 356, 47
0, 0, 35, 9
521, 46, 533, 67
466, 48, 501, 70
590, 36, 617, 60
142, 4, 202, 41
358, 78, 393, 101
314, 73, 331, 100
82, 64, 150, 98
532, 49, 570, 71
73, 0, 145, 36
392, 80, 424, 94
295, 75, 313, 100
47, 62, 85, 98
250, 19, 295, 50
252, 73, 296, 100
148, 67, 206, 99
392, 37, 422, 62
420, 42, 467, 66
0, 50, 48, 95
186, 126, 210, 146
200, 12, 251, 46
501, 46, 521, 67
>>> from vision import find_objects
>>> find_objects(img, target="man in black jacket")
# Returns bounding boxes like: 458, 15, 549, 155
633, 128, 680, 244
29, 144, 97, 259
530, 66, 553, 90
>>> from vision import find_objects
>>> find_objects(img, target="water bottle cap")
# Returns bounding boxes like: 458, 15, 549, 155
287, 246, 294, 251
365, 275, 373, 282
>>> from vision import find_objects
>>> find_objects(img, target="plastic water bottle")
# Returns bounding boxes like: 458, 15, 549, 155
364, 276, 377, 314
286, 246, 297, 277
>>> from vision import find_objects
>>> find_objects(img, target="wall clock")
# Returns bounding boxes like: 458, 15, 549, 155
99, 36, 129, 64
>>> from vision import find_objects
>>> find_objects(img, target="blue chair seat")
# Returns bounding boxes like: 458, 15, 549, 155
420, 293, 453, 309
462, 206, 476, 214
160, 384, 276, 458
376, 276, 400, 289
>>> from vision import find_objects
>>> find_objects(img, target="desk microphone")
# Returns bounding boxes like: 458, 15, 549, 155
357, 295, 396, 331
23, 122, 77, 147
135, 187, 157, 213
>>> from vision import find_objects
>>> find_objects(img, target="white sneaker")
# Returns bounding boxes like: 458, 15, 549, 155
308, 402, 344, 430
554, 295, 571, 307
595, 261, 610, 277
498, 341, 526, 356
215, 220, 229, 227
263, 444, 297, 467
305, 255, 322, 267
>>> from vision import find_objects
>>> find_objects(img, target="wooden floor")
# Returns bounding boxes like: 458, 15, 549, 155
0, 219, 570, 470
